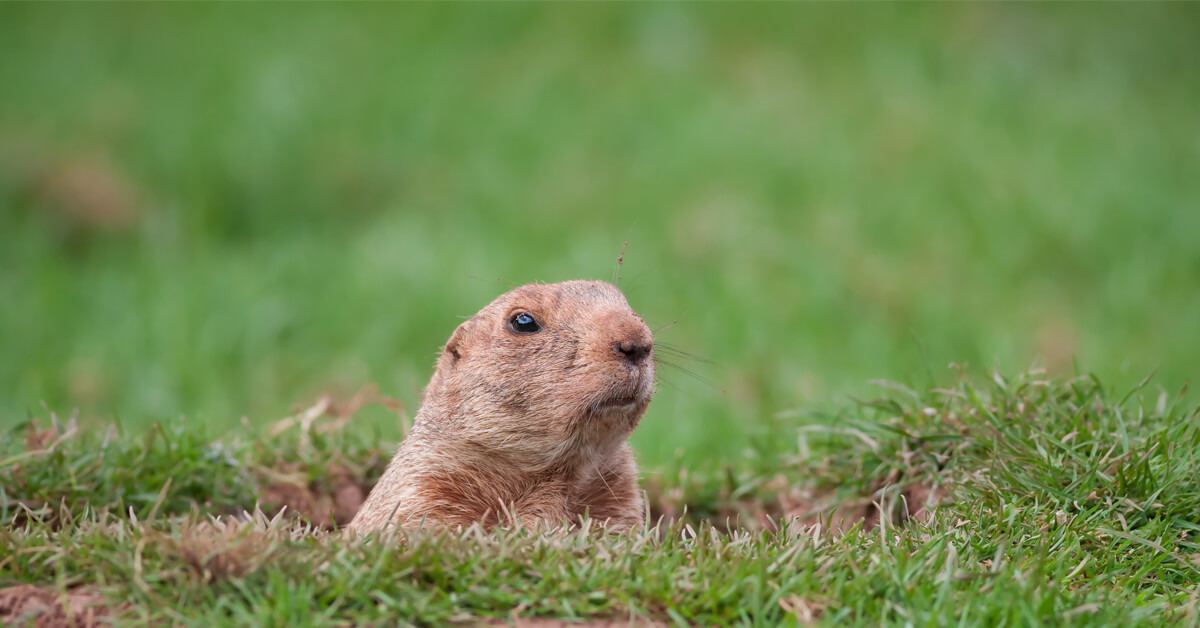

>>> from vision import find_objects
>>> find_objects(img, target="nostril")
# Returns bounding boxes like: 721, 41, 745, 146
616, 339, 652, 363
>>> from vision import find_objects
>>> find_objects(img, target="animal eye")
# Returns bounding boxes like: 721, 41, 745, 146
509, 312, 541, 334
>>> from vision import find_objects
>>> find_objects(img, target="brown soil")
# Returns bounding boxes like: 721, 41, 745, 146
648, 471, 948, 536
261, 463, 366, 528
792, 481, 947, 535
0, 585, 122, 628
481, 617, 669, 627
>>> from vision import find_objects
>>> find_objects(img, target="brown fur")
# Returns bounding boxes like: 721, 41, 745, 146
347, 280, 655, 534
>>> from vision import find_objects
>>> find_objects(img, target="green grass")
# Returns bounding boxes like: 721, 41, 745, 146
3, 9, 1199, 622
2, 5, 1200, 467
4, 371, 1199, 626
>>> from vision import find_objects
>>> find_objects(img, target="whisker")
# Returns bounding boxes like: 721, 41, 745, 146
652, 320, 677, 335
654, 373, 682, 392
654, 357, 717, 389
654, 343, 712, 364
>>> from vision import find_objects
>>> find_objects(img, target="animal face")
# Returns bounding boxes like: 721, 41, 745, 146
427, 280, 655, 460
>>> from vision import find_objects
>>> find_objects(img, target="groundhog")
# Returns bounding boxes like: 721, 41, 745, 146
347, 280, 655, 533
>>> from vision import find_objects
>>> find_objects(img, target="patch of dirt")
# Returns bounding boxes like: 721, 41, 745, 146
155, 520, 285, 584
902, 481, 946, 524
257, 388, 402, 528
646, 472, 949, 537
787, 481, 948, 536
261, 463, 366, 528
0, 585, 122, 628
480, 617, 669, 627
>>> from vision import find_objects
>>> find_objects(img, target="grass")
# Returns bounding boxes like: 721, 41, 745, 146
2, 7, 1199, 623
3, 370, 1199, 626
3, 5, 1200, 467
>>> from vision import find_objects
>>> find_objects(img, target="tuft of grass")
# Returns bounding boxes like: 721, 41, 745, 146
4, 370, 1199, 626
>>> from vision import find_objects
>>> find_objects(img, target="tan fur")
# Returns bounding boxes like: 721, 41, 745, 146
347, 280, 655, 534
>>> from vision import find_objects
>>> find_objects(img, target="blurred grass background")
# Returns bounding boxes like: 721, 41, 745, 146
2, 4, 1198, 466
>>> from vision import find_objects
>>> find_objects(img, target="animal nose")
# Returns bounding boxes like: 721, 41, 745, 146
616, 338, 652, 364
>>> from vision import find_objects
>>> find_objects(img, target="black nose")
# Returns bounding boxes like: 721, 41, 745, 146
616, 339, 652, 364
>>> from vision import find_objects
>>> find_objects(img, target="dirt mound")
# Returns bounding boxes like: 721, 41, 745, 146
483, 617, 669, 627
261, 463, 366, 528
0, 585, 120, 628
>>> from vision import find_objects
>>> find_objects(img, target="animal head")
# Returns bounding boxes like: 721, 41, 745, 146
420, 280, 655, 463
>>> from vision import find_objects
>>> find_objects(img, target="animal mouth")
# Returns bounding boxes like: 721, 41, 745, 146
591, 388, 650, 413
595, 396, 640, 410
590, 368, 654, 414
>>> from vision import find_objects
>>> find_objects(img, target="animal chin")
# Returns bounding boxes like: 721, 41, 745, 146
591, 394, 646, 414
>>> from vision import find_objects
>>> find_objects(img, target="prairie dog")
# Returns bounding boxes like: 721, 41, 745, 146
348, 280, 654, 533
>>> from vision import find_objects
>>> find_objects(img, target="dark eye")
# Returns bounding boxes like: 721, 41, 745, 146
509, 312, 541, 334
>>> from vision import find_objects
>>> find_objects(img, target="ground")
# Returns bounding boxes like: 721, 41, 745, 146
3, 370, 1197, 626
3, 5, 1199, 626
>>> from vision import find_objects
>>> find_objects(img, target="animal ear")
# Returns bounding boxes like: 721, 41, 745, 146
438, 319, 473, 371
